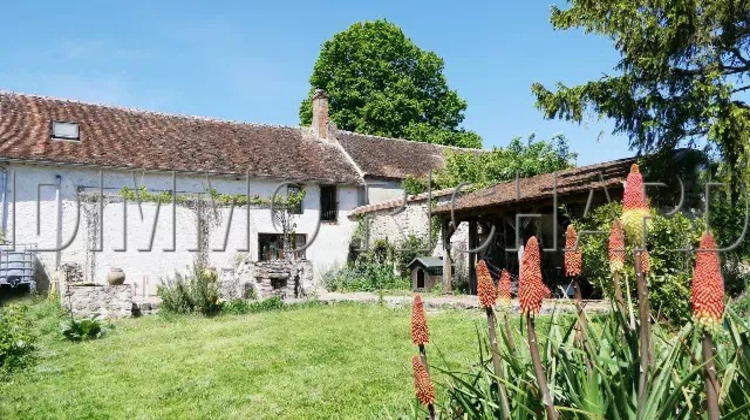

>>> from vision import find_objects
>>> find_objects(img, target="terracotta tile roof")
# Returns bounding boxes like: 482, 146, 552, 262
433, 157, 636, 214
337, 130, 482, 179
348, 187, 456, 217
0, 92, 363, 184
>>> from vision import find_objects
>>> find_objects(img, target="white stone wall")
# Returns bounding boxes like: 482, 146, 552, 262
364, 178, 404, 203
1, 163, 359, 295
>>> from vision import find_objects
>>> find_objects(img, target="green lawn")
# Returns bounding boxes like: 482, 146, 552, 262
0, 302, 483, 419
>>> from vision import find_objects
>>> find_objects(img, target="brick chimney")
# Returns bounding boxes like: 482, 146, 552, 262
311, 88, 330, 140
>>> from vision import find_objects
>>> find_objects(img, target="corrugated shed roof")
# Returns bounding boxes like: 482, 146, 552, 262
433, 157, 636, 214
347, 187, 456, 217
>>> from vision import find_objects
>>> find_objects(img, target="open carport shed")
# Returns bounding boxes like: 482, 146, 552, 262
433, 157, 636, 295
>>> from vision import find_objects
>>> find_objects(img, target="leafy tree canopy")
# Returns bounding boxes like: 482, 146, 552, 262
531, 1, 750, 198
403, 134, 577, 193
300, 20, 482, 148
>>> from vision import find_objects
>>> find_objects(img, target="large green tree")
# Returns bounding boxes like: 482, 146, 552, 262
300, 20, 482, 148
532, 1, 750, 200
402, 134, 578, 194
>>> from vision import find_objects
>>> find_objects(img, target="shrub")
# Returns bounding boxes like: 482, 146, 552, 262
221, 296, 286, 315
157, 278, 194, 314
323, 262, 409, 292
0, 304, 35, 374
731, 291, 750, 318
59, 317, 105, 341
572, 202, 704, 322
221, 298, 251, 315
157, 266, 221, 316
27, 297, 68, 337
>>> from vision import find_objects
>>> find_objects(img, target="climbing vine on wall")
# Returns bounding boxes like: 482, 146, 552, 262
117, 186, 305, 209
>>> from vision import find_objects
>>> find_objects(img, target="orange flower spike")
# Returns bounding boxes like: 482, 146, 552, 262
691, 232, 725, 334
519, 236, 546, 316
497, 269, 512, 302
641, 249, 650, 275
623, 164, 647, 211
477, 260, 497, 309
410, 295, 429, 345
621, 163, 651, 240
412, 356, 436, 406
564, 225, 582, 277
608, 219, 626, 273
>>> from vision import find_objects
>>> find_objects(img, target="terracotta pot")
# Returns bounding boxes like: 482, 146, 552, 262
107, 267, 126, 285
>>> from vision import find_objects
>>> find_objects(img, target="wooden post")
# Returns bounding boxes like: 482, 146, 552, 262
442, 219, 453, 294
468, 220, 478, 295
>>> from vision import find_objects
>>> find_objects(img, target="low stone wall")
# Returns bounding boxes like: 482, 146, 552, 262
232, 259, 314, 300
63, 284, 133, 319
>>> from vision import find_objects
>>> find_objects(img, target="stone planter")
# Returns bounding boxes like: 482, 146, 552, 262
64, 284, 133, 319
107, 267, 126, 285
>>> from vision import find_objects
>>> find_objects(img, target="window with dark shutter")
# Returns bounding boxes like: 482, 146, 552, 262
320, 185, 337, 222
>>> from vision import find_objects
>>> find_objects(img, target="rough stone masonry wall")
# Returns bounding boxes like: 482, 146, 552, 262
231, 258, 314, 300
360, 198, 470, 281
63, 284, 133, 319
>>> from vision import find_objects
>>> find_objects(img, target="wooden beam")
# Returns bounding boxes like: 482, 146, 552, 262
468, 220, 478, 295
442, 219, 453, 294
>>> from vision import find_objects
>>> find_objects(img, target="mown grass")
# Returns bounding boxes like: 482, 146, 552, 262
0, 300, 484, 419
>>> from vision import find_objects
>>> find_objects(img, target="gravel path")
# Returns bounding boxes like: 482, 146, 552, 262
317, 292, 611, 314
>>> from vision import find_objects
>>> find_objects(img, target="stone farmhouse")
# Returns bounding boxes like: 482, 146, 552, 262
0, 90, 475, 301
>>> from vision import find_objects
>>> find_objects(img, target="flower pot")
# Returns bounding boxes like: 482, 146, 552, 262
107, 268, 126, 285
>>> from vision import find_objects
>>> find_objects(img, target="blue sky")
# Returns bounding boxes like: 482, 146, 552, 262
1, 1, 632, 164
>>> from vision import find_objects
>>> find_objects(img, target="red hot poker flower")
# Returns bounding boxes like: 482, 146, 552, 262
520, 236, 546, 316
641, 249, 650, 275
565, 225, 582, 277
623, 163, 647, 210
621, 163, 651, 241
691, 232, 725, 334
497, 269, 512, 302
609, 219, 626, 273
477, 260, 497, 309
412, 356, 436, 406
411, 295, 429, 345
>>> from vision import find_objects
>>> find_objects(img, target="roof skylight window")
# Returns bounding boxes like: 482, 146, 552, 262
51, 121, 80, 141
